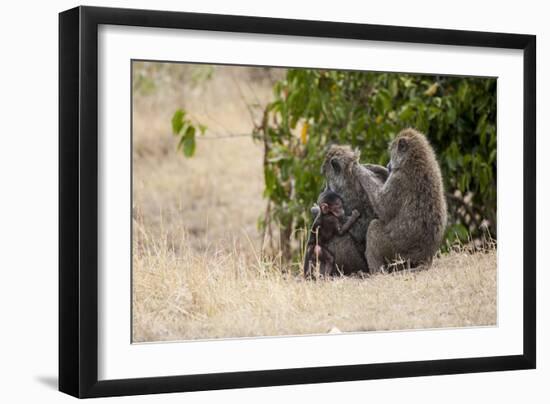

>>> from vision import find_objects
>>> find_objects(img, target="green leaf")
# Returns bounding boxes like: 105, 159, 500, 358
446, 154, 456, 171
446, 107, 457, 123
374, 89, 392, 115
447, 223, 469, 242
457, 82, 468, 103
183, 135, 196, 157
171, 109, 185, 134
399, 104, 414, 121
185, 125, 196, 139
198, 124, 207, 135
389, 79, 399, 97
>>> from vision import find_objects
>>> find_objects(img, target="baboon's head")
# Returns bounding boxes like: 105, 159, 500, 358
317, 190, 345, 218
388, 128, 433, 172
321, 145, 360, 193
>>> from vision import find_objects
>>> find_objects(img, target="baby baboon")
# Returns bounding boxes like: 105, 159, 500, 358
304, 190, 361, 278
356, 128, 447, 273
319, 145, 388, 273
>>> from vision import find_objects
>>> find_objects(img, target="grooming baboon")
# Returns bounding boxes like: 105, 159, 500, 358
304, 190, 361, 278
314, 145, 389, 274
356, 128, 447, 273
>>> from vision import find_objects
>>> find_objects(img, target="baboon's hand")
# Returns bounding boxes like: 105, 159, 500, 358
355, 165, 380, 193
351, 209, 360, 218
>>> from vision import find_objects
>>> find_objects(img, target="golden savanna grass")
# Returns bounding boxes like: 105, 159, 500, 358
132, 228, 496, 342
132, 62, 497, 343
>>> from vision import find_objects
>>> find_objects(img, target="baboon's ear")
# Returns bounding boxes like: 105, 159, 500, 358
397, 138, 409, 153
311, 204, 320, 217
320, 202, 329, 214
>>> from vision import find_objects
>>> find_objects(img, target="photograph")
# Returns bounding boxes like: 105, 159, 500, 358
54, 3, 538, 399
131, 61, 497, 343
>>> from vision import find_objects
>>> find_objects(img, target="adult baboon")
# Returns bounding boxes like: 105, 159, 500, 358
304, 190, 361, 278
356, 128, 447, 273
313, 145, 389, 274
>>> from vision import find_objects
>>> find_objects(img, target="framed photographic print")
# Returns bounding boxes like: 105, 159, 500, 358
59, 6, 536, 398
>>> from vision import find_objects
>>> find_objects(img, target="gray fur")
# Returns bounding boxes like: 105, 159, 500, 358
356, 128, 447, 273
317, 145, 388, 274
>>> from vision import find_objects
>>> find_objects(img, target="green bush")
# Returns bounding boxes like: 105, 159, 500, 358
173, 68, 497, 259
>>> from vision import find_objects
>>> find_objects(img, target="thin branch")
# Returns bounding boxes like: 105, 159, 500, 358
230, 72, 258, 123
196, 106, 236, 135
242, 72, 264, 108
198, 133, 251, 140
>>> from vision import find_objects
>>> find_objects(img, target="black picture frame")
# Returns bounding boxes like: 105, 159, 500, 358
59, 5, 536, 398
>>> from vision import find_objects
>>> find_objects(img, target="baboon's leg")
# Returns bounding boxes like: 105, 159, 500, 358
366, 219, 392, 274
319, 248, 336, 277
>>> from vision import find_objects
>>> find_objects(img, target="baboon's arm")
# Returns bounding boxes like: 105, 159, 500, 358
363, 164, 389, 183
338, 209, 360, 235
355, 165, 400, 222
374, 182, 401, 222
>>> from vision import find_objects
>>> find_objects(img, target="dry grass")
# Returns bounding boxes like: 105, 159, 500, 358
132, 62, 278, 252
132, 62, 497, 343
132, 227, 496, 342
